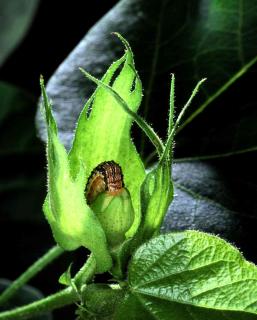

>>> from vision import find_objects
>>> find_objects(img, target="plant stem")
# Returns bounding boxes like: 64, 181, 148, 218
74, 254, 96, 287
168, 74, 175, 137
0, 253, 96, 319
0, 245, 64, 306
0, 287, 77, 320
161, 78, 206, 162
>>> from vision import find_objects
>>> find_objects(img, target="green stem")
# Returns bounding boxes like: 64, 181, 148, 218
0, 245, 64, 306
0, 287, 77, 320
74, 254, 96, 287
178, 55, 257, 132
0, 253, 96, 320
161, 78, 206, 162
168, 74, 175, 137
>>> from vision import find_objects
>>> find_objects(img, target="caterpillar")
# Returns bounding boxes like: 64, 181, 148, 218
85, 161, 124, 204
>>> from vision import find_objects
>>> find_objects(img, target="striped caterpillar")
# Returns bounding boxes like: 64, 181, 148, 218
85, 161, 124, 204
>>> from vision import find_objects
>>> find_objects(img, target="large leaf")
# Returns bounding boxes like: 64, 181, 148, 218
0, 0, 39, 67
114, 231, 257, 320
162, 161, 257, 260
36, 0, 257, 155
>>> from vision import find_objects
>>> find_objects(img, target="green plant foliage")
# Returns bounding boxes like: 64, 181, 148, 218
1, 27, 257, 319
140, 75, 207, 242
40, 78, 112, 273
69, 38, 146, 236
33, 1, 257, 262
0, 0, 257, 318
115, 231, 257, 319
140, 161, 173, 240
40, 30, 205, 279
0, 279, 52, 320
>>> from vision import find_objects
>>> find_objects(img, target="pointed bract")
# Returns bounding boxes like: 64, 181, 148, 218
40, 78, 112, 273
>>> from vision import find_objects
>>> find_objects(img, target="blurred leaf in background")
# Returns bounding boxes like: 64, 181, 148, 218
0, 82, 39, 155
0, 0, 51, 296
0, 0, 40, 67
0, 279, 52, 320
0, 81, 45, 223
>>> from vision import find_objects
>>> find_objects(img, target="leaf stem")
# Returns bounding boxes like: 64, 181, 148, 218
168, 74, 175, 137
0, 246, 64, 306
178, 55, 257, 132
161, 78, 206, 161
0, 287, 77, 320
0, 254, 96, 319
74, 254, 96, 287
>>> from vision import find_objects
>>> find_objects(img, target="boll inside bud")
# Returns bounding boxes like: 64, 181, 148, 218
86, 161, 135, 247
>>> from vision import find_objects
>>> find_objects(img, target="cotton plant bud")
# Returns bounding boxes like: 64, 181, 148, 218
86, 161, 135, 247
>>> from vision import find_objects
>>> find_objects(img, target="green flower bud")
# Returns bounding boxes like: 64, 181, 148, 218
91, 188, 135, 247
140, 161, 173, 241
86, 161, 135, 248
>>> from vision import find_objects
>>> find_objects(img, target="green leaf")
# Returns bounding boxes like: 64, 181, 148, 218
0, 0, 39, 66
68, 40, 145, 236
140, 77, 205, 241
59, 264, 73, 286
40, 78, 112, 273
115, 231, 257, 319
